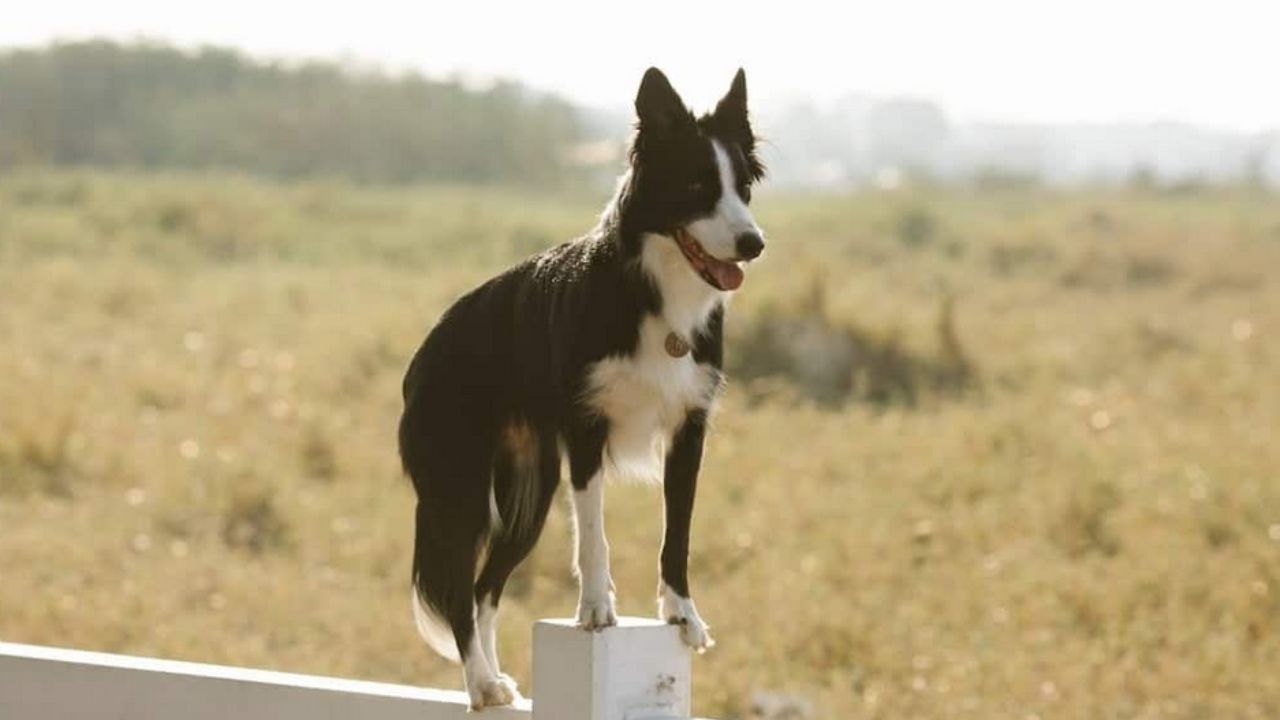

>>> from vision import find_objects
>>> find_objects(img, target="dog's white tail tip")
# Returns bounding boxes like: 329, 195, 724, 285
412, 587, 461, 663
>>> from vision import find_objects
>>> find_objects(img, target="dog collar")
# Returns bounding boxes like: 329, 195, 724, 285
665, 331, 691, 358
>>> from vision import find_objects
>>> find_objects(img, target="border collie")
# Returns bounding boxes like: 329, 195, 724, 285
398, 67, 765, 709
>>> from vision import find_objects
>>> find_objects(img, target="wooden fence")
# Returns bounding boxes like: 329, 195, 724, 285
0, 617, 710, 720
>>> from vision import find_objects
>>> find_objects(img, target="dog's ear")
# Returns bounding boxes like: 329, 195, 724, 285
635, 67, 690, 132
712, 68, 751, 142
712, 68, 764, 180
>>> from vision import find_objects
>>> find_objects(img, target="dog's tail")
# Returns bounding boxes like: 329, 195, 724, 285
399, 389, 494, 666
401, 443, 473, 661
409, 475, 490, 664
411, 560, 461, 662
406, 443, 465, 661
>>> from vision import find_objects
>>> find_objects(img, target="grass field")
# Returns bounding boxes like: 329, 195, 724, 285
1, 169, 1278, 719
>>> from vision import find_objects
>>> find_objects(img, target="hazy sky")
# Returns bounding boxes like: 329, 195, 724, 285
4, 0, 1278, 131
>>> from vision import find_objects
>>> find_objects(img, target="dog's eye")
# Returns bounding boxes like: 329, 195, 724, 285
687, 180, 705, 194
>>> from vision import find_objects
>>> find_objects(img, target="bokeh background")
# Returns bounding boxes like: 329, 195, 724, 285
2, 3, 1278, 718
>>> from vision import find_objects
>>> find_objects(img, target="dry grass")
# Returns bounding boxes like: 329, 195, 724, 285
2, 170, 1279, 719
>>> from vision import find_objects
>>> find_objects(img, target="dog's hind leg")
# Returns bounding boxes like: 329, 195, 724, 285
403, 413, 515, 709
473, 423, 560, 690
412, 491, 516, 709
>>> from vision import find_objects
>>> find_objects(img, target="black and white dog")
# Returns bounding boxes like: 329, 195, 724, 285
398, 67, 765, 709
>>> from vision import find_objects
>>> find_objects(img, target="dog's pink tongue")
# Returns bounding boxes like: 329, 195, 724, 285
709, 258, 744, 291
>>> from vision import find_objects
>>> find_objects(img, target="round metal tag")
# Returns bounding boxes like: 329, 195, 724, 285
664, 331, 691, 358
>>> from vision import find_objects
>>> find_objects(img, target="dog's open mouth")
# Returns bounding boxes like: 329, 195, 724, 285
673, 228, 745, 291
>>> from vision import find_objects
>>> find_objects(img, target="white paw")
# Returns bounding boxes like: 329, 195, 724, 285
658, 584, 715, 653
467, 675, 519, 710
576, 591, 618, 631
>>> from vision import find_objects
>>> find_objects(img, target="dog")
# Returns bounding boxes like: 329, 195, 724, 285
398, 67, 766, 709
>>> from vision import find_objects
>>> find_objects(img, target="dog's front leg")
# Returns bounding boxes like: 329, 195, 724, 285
659, 410, 715, 651
571, 445, 617, 630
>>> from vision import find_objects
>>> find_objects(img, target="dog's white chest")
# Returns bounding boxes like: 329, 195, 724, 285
585, 316, 719, 483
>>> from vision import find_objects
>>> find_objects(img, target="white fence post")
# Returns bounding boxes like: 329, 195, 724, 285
0, 617, 704, 720
532, 618, 693, 720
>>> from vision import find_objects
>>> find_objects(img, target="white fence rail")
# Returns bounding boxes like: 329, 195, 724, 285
0, 617, 707, 720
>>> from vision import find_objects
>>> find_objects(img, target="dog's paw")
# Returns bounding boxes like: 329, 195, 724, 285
669, 607, 714, 652
576, 591, 618, 631
467, 674, 519, 711
658, 583, 715, 653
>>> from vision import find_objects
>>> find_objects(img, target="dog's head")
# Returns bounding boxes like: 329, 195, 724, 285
626, 67, 766, 292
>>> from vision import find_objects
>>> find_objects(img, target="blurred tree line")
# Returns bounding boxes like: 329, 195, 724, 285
0, 41, 582, 184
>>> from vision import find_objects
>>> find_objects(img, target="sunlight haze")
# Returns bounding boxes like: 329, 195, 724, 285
4, 0, 1278, 131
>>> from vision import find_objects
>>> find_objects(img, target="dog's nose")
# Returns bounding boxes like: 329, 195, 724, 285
735, 231, 765, 260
